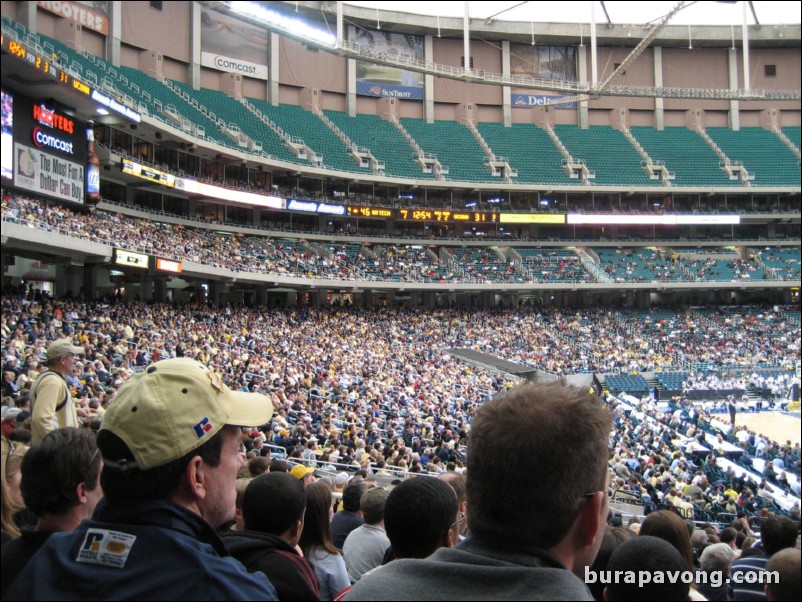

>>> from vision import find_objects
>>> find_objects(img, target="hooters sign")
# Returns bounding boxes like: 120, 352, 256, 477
37, 1, 109, 36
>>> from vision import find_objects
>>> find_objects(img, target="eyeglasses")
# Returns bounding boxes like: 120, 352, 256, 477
450, 511, 465, 530
84, 447, 100, 475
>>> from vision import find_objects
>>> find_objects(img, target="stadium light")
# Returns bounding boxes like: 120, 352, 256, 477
229, 2, 337, 47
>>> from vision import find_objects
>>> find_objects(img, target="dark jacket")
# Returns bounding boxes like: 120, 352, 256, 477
4, 500, 277, 601
223, 530, 320, 601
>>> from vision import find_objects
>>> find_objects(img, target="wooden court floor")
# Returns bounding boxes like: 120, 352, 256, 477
714, 411, 801, 447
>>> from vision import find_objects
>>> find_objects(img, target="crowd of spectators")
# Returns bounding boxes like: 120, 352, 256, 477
1, 288, 799, 600
4, 191, 800, 286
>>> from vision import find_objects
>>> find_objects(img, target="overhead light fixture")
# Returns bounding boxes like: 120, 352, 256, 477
229, 2, 336, 47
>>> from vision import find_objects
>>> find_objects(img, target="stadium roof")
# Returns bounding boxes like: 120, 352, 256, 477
346, 1, 802, 26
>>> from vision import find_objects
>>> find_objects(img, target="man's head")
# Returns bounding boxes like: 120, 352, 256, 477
700, 542, 736, 574
290, 464, 316, 485
765, 548, 801, 602
342, 480, 369, 513
242, 472, 306, 545
467, 382, 611, 569
439, 472, 468, 535
719, 526, 737, 547
269, 459, 289, 473
20, 427, 102, 522
2, 407, 22, 438
360, 486, 389, 525
385, 477, 459, 559
604, 536, 690, 601
760, 516, 799, 556
97, 358, 274, 530
248, 456, 269, 477
46, 339, 84, 375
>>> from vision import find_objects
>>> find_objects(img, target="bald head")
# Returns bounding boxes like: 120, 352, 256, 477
765, 548, 801, 602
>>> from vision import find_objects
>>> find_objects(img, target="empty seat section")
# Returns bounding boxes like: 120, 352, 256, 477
324, 110, 434, 180
191, 89, 301, 164
553, 125, 655, 186
629, 127, 736, 187
477, 123, 575, 185
248, 101, 371, 174
782, 126, 800, 149
400, 118, 495, 182
706, 127, 801, 187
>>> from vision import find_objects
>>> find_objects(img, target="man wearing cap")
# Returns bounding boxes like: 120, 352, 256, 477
29, 339, 83, 444
291, 463, 316, 485
5, 358, 278, 601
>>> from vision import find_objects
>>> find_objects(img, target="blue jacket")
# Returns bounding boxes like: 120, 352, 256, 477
5, 499, 278, 601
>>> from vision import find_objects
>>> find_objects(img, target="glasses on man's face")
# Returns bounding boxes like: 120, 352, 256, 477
450, 511, 465, 531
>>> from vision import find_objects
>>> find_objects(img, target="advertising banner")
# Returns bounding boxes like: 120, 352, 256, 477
356, 30, 424, 100
200, 8, 268, 80
14, 142, 85, 204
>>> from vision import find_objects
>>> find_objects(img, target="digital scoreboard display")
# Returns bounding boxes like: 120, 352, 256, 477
347, 206, 393, 218
397, 209, 498, 223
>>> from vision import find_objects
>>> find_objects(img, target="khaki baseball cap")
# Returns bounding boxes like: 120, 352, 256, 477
101, 358, 274, 471
47, 339, 85, 361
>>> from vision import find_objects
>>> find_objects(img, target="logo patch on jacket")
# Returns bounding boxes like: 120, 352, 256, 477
77, 529, 137, 568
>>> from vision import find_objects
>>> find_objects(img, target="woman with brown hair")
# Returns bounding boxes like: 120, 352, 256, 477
639, 509, 695, 570
299, 480, 350, 600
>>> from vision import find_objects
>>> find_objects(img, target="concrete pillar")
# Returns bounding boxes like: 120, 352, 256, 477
208, 280, 223, 306
501, 40, 512, 127
653, 47, 664, 130
347, 26, 357, 116
16, 1, 37, 33
82, 265, 99, 300
61, 265, 83, 298
728, 47, 740, 130
106, 1, 122, 65
187, 2, 201, 87
422, 291, 436, 309
255, 284, 268, 307
310, 290, 322, 308
140, 273, 154, 302
576, 45, 589, 129
424, 34, 434, 123
268, 32, 280, 105
153, 278, 168, 303
481, 291, 494, 308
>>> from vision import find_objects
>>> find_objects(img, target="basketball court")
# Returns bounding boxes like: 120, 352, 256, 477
737, 411, 801, 447
713, 411, 801, 447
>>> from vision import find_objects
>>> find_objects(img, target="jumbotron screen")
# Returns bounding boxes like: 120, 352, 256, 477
1, 87, 87, 204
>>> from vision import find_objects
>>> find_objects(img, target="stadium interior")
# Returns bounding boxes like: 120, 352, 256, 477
1, 0, 800, 529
